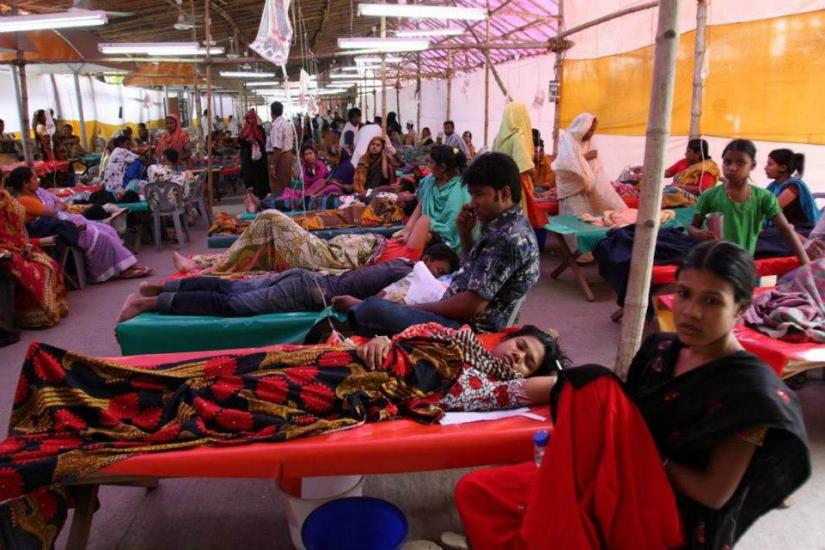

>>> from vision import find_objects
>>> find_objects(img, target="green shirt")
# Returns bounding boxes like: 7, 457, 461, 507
695, 184, 781, 255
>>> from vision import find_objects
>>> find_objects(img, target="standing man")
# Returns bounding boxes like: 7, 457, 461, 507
267, 101, 295, 197
340, 107, 362, 155
443, 120, 469, 158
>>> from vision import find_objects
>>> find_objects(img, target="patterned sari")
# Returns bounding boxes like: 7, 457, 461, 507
195, 209, 387, 275
0, 324, 514, 547
0, 190, 67, 328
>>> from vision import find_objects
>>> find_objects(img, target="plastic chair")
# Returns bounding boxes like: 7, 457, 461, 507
188, 173, 213, 226
144, 181, 189, 249
813, 192, 825, 215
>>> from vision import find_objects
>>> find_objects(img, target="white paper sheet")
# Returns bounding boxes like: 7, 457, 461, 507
440, 407, 547, 426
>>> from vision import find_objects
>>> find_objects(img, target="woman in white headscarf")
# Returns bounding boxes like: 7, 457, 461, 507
552, 113, 625, 252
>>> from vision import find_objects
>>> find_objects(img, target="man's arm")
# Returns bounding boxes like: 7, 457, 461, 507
412, 290, 488, 321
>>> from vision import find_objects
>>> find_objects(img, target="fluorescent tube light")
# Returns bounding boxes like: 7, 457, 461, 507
357, 4, 486, 21
220, 71, 277, 78
245, 80, 317, 88
395, 28, 463, 38
338, 37, 428, 52
0, 10, 108, 33
99, 42, 223, 56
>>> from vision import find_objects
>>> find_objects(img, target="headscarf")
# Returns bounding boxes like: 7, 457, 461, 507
155, 114, 190, 157
492, 102, 534, 173
552, 112, 598, 190
239, 109, 265, 147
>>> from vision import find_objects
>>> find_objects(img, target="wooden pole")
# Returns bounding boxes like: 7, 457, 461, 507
551, 0, 565, 156
458, 20, 512, 101
381, 14, 388, 135
72, 68, 89, 151
11, 0, 32, 163
205, 0, 214, 214
483, 0, 491, 147
615, 0, 682, 378
190, 0, 204, 152
446, 50, 453, 121
689, 0, 708, 139
163, 85, 169, 119
416, 52, 421, 137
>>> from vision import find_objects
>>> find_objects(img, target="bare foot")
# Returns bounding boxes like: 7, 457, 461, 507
117, 293, 158, 323
244, 191, 261, 214
173, 252, 199, 274
331, 295, 363, 312
139, 280, 164, 297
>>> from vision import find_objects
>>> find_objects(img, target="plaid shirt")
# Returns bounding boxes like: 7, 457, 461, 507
445, 205, 539, 332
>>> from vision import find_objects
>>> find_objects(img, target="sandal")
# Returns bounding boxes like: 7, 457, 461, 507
120, 266, 154, 279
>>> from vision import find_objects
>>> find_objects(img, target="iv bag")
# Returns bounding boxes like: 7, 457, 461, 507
250, 0, 293, 66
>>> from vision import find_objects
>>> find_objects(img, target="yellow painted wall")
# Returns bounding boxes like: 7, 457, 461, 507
560, 10, 825, 144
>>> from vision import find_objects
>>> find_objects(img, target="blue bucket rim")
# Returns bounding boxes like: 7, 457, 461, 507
301, 496, 408, 548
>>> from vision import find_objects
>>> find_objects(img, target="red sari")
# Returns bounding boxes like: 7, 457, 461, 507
0, 190, 67, 328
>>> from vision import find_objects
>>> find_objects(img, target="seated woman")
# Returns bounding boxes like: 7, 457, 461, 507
154, 114, 192, 165
688, 139, 809, 265
462, 131, 476, 159
278, 144, 338, 204
765, 148, 819, 229
455, 241, 810, 550
9, 167, 153, 282
665, 138, 720, 195
0, 322, 567, 545
394, 145, 468, 252
174, 208, 435, 276
553, 113, 625, 251
0, 174, 67, 328
354, 134, 399, 195
100, 135, 141, 200
420, 127, 434, 147
118, 243, 458, 321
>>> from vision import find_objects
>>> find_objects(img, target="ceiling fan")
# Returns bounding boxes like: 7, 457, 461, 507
172, 0, 203, 31
70, 0, 134, 19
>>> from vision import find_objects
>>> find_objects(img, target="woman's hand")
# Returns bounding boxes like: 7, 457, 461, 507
391, 228, 409, 243
584, 150, 598, 161
357, 336, 392, 371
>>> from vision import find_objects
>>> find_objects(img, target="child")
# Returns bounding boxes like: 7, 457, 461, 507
688, 139, 809, 265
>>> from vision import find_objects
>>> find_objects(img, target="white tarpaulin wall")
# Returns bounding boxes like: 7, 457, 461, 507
376, 0, 825, 191
0, 67, 237, 141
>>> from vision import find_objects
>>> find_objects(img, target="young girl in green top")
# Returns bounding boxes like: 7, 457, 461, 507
688, 139, 809, 266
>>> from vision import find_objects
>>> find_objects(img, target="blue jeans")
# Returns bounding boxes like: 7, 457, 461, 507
348, 297, 462, 336
156, 269, 326, 316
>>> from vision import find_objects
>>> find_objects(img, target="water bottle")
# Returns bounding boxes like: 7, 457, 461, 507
533, 429, 550, 467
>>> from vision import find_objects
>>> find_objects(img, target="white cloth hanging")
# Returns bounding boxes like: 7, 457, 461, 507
250, 0, 293, 66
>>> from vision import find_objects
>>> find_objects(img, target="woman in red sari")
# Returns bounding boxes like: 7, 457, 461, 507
154, 114, 192, 164
456, 241, 810, 549
0, 176, 67, 328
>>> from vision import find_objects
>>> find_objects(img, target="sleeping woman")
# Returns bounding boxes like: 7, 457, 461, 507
0, 322, 566, 546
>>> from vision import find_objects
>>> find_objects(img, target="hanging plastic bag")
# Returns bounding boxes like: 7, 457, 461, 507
250, 0, 293, 66
251, 142, 262, 161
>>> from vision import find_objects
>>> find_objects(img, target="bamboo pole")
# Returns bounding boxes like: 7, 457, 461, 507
446, 50, 453, 121
483, 0, 491, 147
72, 68, 89, 151
559, 1, 659, 39
163, 85, 169, 119
381, 14, 388, 135
189, 0, 204, 152
205, 0, 214, 214
11, 0, 32, 163
551, 0, 565, 156
416, 52, 421, 137
615, 0, 682, 378
458, 20, 512, 101
689, 0, 708, 139
11, 61, 31, 163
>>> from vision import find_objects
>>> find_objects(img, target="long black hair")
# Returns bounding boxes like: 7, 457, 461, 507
769, 148, 805, 177
7, 166, 34, 193
677, 241, 757, 306
687, 138, 710, 159
506, 325, 569, 377
430, 144, 467, 174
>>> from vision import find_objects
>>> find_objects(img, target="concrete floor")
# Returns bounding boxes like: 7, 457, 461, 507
1, 198, 822, 549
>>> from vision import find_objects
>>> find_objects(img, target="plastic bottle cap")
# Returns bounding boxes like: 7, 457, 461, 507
533, 429, 550, 447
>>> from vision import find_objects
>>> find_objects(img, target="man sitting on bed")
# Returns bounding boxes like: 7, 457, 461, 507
336, 152, 540, 335
116, 244, 458, 322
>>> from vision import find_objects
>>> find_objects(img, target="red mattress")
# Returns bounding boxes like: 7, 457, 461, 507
656, 293, 822, 375
220, 165, 241, 177
652, 256, 799, 286
97, 334, 546, 480
1, 160, 71, 176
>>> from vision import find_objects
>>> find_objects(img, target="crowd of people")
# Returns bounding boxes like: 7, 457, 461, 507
0, 99, 818, 550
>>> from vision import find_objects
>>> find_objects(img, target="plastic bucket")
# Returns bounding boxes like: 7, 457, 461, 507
276, 475, 365, 549
301, 496, 408, 550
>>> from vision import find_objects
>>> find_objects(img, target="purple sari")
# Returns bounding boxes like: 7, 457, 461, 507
37, 188, 136, 282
